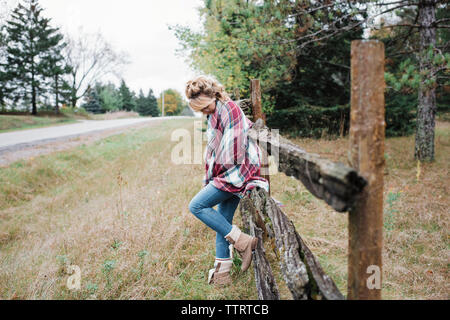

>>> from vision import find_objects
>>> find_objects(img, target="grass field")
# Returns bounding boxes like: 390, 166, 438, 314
0, 114, 78, 133
0, 118, 448, 299
0, 111, 141, 133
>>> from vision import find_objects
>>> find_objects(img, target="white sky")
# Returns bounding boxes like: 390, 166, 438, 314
36, 0, 204, 100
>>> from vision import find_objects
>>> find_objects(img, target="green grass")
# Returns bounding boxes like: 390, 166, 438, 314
0, 126, 167, 210
0, 114, 78, 133
384, 191, 402, 233
316, 253, 348, 296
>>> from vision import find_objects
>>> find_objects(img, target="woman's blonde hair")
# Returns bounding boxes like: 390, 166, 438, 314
185, 75, 230, 112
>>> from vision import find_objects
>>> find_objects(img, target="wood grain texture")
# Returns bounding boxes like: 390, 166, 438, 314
348, 40, 385, 300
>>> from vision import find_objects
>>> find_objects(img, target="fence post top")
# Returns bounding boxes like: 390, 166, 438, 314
351, 39, 385, 48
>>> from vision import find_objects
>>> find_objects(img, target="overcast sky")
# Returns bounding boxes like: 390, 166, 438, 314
35, 0, 204, 100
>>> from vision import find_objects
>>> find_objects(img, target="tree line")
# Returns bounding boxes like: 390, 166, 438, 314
81, 80, 159, 117
0, 0, 189, 117
81, 80, 190, 116
171, 0, 449, 162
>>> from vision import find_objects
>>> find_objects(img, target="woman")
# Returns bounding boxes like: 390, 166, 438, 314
186, 75, 269, 286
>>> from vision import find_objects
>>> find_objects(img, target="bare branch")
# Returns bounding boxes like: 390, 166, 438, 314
62, 28, 130, 106
434, 17, 450, 25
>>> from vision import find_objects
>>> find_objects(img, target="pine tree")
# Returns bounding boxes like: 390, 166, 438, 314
136, 88, 159, 116
56, 77, 73, 109
3, 0, 69, 115
45, 47, 71, 114
97, 82, 121, 112
81, 86, 102, 114
0, 67, 11, 111
0, 25, 9, 111
146, 89, 159, 117
135, 89, 147, 116
118, 79, 136, 111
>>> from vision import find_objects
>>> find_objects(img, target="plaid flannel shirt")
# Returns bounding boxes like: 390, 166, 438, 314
203, 99, 269, 199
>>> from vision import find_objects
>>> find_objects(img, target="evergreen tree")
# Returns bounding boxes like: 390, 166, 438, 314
57, 77, 74, 108
146, 88, 159, 117
0, 65, 11, 111
81, 86, 102, 114
0, 24, 9, 110
118, 79, 136, 111
45, 48, 71, 114
373, 1, 449, 161
3, 0, 69, 115
97, 82, 121, 112
135, 89, 147, 116
171, 0, 364, 133
136, 88, 159, 116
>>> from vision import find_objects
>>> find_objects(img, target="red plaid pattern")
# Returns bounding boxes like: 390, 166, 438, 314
204, 99, 269, 198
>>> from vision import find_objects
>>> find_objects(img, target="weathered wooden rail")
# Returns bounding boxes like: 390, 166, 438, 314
240, 186, 346, 300
235, 40, 385, 300
246, 118, 367, 213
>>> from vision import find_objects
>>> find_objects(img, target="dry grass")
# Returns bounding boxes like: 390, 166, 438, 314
0, 118, 448, 300
270, 120, 449, 300
0, 118, 255, 299
90, 111, 141, 120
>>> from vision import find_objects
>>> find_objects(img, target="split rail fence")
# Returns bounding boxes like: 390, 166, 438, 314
235, 40, 386, 300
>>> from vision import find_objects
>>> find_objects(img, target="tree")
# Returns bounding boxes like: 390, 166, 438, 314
0, 0, 13, 61
171, 0, 365, 137
135, 89, 147, 116
45, 43, 72, 114
171, 0, 366, 113
118, 79, 136, 111
158, 89, 186, 116
97, 82, 121, 112
369, 0, 449, 161
81, 86, 102, 114
0, 0, 14, 110
0, 38, 10, 110
63, 29, 129, 108
414, 0, 446, 161
172, 0, 449, 160
2, 0, 69, 115
146, 89, 160, 117
136, 88, 159, 116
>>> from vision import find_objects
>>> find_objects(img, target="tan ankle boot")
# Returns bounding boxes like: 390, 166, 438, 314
224, 225, 258, 272
208, 258, 232, 286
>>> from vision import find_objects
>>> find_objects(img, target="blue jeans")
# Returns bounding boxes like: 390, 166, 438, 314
188, 182, 241, 259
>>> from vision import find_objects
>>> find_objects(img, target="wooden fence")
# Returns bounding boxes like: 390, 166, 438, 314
235, 40, 386, 300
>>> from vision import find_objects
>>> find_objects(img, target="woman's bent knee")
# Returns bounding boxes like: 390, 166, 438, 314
189, 198, 202, 215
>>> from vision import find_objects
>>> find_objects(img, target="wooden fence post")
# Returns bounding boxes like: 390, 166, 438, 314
251, 79, 263, 122
234, 87, 240, 101
250, 79, 270, 195
348, 40, 386, 300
